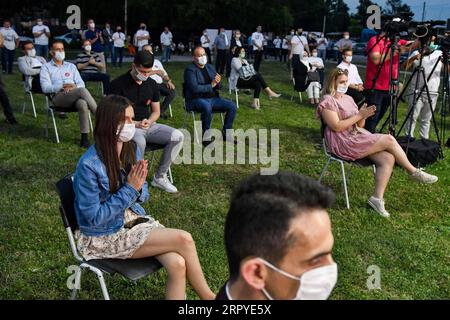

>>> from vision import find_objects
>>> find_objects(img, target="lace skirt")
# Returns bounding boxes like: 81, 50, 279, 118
76, 209, 165, 260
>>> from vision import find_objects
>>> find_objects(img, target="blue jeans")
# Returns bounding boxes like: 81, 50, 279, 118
35, 44, 49, 60
1, 47, 15, 74
186, 97, 237, 136
161, 45, 171, 63
104, 42, 115, 63
364, 90, 391, 133
318, 49, 326, 61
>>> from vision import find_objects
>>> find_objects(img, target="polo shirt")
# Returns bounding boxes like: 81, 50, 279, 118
110, 71, 160, 121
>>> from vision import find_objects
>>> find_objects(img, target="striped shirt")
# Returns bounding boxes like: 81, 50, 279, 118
75, 52, 102, 73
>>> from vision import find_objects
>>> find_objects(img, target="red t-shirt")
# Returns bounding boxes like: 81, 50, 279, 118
364, 35, 408, 91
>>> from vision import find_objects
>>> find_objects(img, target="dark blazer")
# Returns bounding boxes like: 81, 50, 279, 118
183, 62, 220, 101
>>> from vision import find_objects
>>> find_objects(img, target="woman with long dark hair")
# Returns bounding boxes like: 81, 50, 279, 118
73, 95, 215, 300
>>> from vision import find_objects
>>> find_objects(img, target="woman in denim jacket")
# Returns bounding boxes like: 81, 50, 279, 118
74, 95, 215, 300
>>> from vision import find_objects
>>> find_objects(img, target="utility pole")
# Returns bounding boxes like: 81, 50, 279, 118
421, 2, 426, 22
124, 0, 128, 37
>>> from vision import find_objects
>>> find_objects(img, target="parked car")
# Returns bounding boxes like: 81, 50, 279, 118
54, 32, 81, 45
353, 42, 367, 55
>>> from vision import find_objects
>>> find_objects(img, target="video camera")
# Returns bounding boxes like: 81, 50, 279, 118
382, 13, 414, 37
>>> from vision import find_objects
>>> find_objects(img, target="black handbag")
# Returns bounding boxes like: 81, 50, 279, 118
397, 136, 441, 167
307, 71, 320, 82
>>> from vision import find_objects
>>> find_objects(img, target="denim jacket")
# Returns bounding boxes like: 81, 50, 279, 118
74, 144, 150, 237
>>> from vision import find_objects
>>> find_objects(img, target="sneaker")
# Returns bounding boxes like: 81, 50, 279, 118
269, 93, 282, 100
249, 103, 257, 109
368, 196, 390, 218
151, 174, 178, 193
410, 169, 438, 184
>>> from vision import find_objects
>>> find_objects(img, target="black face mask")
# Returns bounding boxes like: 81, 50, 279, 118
141, 26, 146, 30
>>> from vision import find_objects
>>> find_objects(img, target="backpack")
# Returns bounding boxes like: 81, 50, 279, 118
397, 136, 442, 167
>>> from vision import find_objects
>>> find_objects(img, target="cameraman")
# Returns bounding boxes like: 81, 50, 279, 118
404, 48, 443, 139
364, 32, 419, 133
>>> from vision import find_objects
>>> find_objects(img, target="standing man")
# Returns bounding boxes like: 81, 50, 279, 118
335, 31, 353, 63
84, 19, 104, 53
252, 26, 264, 72
135, 23, 150, 51
102, 22, 115, 64
201, 29, 212, 63
160, 27, 173, 63
214, 27, 229, 75
32, 18, 51, 60
0, 31, 17, 124
0, 20, 19, 74
317, 32, 328, 61
112, 26, 126, 68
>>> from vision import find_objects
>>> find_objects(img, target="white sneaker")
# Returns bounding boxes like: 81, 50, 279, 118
410, 169, 438, 184
368, 196, 390, 218
151, 175, 178, 193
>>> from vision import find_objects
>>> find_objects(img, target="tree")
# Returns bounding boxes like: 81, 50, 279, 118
355, 0, 375, 25
325, 0, 350, 32
384, 0, 414, 20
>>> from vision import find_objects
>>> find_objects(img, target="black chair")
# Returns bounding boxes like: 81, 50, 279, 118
55, 174, 162, 300
145, 143, 174, 183
45, 95, 94, 143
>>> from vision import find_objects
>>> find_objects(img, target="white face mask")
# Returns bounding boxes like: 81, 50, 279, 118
54, 51, 65, 62
239, 52, 245, 59
37, 21, 43, 26
133, 66, 149, 82
197, 55, 208, 66
312, 52, 318, 57
344, 55, 352, 63
259, 259, 338, 300
337, 84, 348, 94
84, 45, 92, 52
117, 123, 136, 142
89, 23, 95, 29
27, 49, 36, 57
344, 35, 350, 40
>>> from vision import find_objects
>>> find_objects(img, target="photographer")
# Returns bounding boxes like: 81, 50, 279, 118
364, 32, 419, 133
404, 48, 443, 139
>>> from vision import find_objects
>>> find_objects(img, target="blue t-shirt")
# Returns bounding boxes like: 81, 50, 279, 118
85, 29, 104, 53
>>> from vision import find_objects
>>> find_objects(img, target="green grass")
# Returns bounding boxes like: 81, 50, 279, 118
0, 61, 449, 300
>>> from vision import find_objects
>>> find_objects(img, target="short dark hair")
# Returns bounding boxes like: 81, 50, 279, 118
224, 172, 335, 279
51, 40, 65, 49
233, 46, 244, 58
21, 40, 33, 50
342, 47, 353, 55
134, 50, 154, 68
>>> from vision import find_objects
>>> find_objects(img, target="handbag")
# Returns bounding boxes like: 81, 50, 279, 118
307, 70, 320, 82
239, 63, 257, 80
397, 136, 441, 167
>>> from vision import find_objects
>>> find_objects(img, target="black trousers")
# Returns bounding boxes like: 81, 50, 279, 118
80, 72, 111, 95
346, 87, 366, 107
279, 49, 288, 63
204, 47, 212, 64
1, 47, 15, 74
292, 55, 309, 92
0, 75, 15, 121
216, 49, 227, 74
254, 50, 263, 72
365, 89, 391, 133
237, 73, 268, 98
158, 83, 176, 114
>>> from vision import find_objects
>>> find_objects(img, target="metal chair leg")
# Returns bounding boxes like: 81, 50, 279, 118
168, 166, 173, 184
169, 104, 173, 118
88, 113, 94, 134
235, 90, 239, 109
339, 161, 350, 209
30, 92, 37, 118
192, 112, 200, 144
319, 158, 332, 182
220, 113, 224, 126
49, 108, 60, 143
299, 91, 303, 103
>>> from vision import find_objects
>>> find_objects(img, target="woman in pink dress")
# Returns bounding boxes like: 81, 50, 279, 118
317, 68, 438, 217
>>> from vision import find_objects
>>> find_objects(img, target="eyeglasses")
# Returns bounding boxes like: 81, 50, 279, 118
337, 68, 349, 75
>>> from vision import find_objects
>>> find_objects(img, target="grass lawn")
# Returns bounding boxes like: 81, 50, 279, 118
0, 60, 449, 300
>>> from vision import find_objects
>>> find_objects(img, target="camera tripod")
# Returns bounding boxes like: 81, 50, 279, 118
394, 44, 444, 159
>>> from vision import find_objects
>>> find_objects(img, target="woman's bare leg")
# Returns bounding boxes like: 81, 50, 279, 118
362, 135, 417, 173
131, 228, 215, 300
367, 151, 395, 199
155, 252, 186, 299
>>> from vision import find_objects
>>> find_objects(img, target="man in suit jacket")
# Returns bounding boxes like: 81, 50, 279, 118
184, 47, 237, 146
18, 40, 46, 93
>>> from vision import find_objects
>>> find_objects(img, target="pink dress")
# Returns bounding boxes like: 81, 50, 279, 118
316, 94, 383, 161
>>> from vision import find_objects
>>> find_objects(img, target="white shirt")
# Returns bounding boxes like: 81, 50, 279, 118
252, 32, 264, 50
291, 35, 307, 55
32, 25, 50, 45
317, 37, 328, 50
160, 31, 173, 46
282, 38, 289, 50
337, 61, 363, 85
201, 34, 210, 48
135, 29, 149, 48
411, 50, 443, 94
308, 56, 324, 72
150, 59, 168, 84
0, 27, 19, 50
112, 32, 125, 47
273, 38, 281, 48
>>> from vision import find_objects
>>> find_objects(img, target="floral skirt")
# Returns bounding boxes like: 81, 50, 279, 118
76, 209, 165, 260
